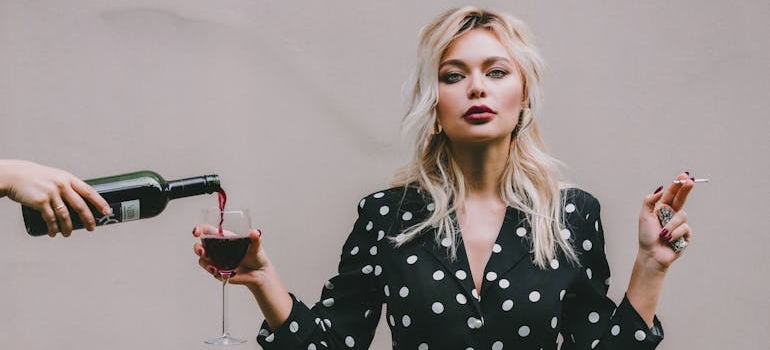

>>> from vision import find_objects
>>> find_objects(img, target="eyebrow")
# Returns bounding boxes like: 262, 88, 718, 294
439, 56, 512, 70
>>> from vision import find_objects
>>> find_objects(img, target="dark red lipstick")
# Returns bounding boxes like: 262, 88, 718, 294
463, 105, 496, 123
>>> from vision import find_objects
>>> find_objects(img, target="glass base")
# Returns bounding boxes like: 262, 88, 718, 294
205, 333, 247, 346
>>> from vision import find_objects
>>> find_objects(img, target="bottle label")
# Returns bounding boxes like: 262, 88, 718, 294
121, 200, 141, 221
96, 200, 140, 225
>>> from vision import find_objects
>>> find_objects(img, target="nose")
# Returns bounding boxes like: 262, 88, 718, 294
467, 73, 487, 99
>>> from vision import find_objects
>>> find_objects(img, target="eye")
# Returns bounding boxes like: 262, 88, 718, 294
440, 72, 464, 84
487, 69, 508, 79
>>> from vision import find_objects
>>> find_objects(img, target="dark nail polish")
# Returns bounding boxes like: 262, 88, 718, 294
192, 227, 196, 235
653, 186, 663, 194
690, 177, 695, 182
257, 229, 262, 238
196, 248, 203, 256
685, 171, 690, 175
659, 228, 669, 239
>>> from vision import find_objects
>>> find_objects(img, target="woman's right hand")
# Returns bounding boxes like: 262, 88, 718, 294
192, 226, 273, 288
193, 226, 293, 330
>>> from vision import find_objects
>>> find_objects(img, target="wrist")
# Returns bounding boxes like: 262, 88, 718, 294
245, 264, 281, 296
635, 250, 670, 275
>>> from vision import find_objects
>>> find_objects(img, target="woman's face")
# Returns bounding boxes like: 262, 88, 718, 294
436, 29, 525, 146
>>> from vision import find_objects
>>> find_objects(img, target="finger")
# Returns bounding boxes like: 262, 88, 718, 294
60, 186, 96, 231
193, 242, 204, 257
193, 224, 221, 237
40, 205, 59, 236
51, 200, 73, 237
666, 223, 691, 244
671, 178, 695, 211
247, 229, 263, 252
71, 178, 111, 216
659, 172, 689, 206
658, 209, 688, 241
643, 190, 664, 211
198, 257, 220, 279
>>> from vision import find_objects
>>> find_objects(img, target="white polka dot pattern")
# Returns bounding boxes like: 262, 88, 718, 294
256, 188, 663, 350
432, 302, 444, 314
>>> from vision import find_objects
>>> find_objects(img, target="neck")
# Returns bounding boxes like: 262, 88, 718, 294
449, 138, 511, 199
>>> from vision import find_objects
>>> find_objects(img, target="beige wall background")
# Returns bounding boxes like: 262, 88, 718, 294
1, 0, 768, 349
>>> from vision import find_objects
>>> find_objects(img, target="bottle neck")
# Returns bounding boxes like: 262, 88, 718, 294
166, 175, 221, 200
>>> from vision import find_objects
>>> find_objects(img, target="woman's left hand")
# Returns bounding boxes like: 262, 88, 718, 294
637, 172, 695, 271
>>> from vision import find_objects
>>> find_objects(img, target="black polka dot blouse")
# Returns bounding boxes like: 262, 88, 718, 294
257, 186, 664, 349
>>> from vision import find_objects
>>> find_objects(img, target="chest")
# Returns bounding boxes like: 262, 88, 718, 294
378, 234, 579, 348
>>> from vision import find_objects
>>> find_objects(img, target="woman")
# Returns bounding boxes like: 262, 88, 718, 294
0, 159, 110, 236
194, 7, 694, 349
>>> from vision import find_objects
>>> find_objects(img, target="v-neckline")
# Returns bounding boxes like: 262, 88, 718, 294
455, 205, 509, 294
419, 206, 531, 306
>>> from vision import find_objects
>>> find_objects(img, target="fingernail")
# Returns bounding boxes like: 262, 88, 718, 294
196, 248, 203, 256
659, 228, 669, 239
685, 171, 690, 175
192, 227, 196, 235
653, 186, 663, 194
103, 206, 113, 215
690, 177, 695, 182
207, 267, 217, 274
257, 229, 262, 238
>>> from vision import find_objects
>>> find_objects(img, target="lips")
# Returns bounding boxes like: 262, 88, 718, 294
463, 105, 496, 123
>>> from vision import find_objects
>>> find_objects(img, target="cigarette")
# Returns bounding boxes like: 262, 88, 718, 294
673, 178, 709, 184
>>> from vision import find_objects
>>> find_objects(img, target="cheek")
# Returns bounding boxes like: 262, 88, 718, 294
436, 87, 461, 120
500, 80, 525, 107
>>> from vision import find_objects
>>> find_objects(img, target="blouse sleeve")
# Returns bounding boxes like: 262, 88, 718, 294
256, 194, 388, 350
559, 191, 664, 350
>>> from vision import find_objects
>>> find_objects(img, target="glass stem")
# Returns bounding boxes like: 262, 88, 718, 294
221, 275, 230, 336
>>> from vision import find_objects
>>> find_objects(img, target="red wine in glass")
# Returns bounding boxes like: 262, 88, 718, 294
199, 206, 251, 346
201, 236, 250, 272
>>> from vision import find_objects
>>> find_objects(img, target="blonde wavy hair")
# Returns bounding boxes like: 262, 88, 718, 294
393, 6, 577, 268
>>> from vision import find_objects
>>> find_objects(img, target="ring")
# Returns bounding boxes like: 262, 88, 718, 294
671, 237, 688, 252
657, 207, 687, 252
54, 204, 67, 211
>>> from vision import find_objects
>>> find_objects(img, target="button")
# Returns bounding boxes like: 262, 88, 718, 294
467, 317, 484, 329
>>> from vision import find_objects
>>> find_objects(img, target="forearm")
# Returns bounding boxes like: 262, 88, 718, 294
625, 252, 668, 327
0, 159, 16, 197
246, 265, 293, 331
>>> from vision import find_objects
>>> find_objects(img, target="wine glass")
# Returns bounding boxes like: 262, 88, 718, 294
199, 208, 252, 346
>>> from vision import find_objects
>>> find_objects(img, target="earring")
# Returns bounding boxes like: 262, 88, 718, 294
434, 119, 443, 135
512, 108, 529, 137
